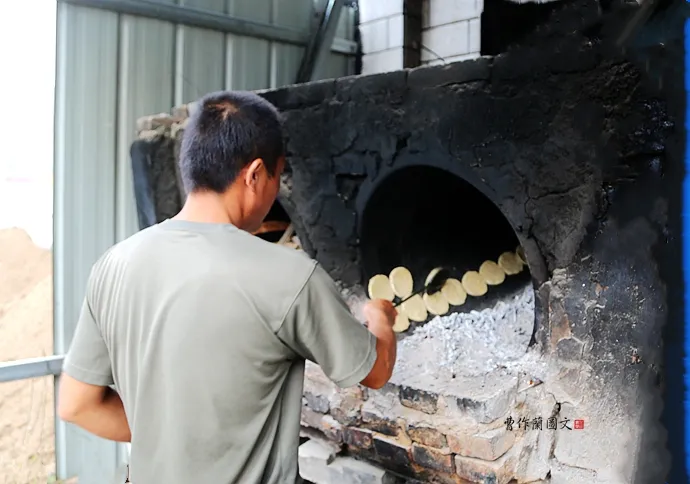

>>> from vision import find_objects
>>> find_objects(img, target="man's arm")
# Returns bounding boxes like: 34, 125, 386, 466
277, 263, 397, 390
57, 274, 132, 442
359, 299, 397, 389
58, 374, 131, 442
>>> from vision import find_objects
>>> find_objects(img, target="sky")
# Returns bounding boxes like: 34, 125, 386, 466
0, 2, 57, 249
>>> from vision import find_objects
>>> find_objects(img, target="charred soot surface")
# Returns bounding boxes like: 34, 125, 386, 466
360, 165, 531, 313
133, 0, 682, 480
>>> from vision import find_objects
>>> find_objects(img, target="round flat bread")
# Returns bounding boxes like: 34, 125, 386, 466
389, 266, 414, 298
516, 245, 527, 265
425, 267, 443, 287
401, 294, 428, 322
479, 260, 505, 286
423, 291, 449, 316
498, 252, 523, 276
368, 274, 395, 301
392, 311, 411, 333
462, 271, 488, 297
441, 278, 467, 306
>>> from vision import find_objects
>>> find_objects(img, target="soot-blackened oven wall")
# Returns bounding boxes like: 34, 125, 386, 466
132, 0, 682, 481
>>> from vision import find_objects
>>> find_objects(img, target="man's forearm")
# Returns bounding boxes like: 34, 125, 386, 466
64, 388, 131, 442
368, 320, 397, 378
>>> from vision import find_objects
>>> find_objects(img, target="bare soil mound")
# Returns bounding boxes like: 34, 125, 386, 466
0, 227, 56, 483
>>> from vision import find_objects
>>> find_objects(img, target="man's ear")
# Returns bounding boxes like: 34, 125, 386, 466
244, 158, 264, 189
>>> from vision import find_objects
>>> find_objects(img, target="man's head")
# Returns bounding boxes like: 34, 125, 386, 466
179, 90, 285, 232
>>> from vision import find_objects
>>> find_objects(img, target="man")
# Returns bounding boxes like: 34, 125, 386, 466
57, 90, 398, 483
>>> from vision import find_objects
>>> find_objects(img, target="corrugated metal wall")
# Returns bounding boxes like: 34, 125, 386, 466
53, 1, 355, 481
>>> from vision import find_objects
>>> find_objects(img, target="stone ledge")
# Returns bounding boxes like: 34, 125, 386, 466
407, 57, 491, 88
448, 426, 516, 461
454, 451, 517, 484
299, 438, 394, 484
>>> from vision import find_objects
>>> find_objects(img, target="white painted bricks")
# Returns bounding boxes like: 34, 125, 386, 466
362, 49, 404, 75
360, 18, 389, 54
420, 0, 483, 65
359, 0, 405, 24
359, 0, 408, 74
423, 0, 484, 28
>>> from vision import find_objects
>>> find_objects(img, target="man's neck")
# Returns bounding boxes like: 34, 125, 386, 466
174, 190, 246, 229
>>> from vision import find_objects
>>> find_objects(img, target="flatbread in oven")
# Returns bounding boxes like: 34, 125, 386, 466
498, 251, 523, 276
516, 245, 527, 265
441, 278, 467, 306
392, 311, 411, 333
423, 291, 449, 316
389, 266, 414, 299
479, 260, 506, 286
368, 274, 395, 301
462, 270, 488, 297
401, 294, 428, 322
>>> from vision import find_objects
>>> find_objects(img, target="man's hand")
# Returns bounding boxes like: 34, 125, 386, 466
363, 299, 397, 328
360, 299, 398, 389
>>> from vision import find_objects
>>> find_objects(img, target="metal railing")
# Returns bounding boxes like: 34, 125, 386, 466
0, 355, 64, 383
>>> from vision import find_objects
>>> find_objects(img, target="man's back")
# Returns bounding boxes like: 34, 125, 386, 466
63, 219, 378, 483
59, 91, 396, 484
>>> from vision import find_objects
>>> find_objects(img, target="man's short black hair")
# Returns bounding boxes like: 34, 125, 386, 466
179, 90, 284, 193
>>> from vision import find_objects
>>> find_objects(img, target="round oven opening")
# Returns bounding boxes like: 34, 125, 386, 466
359, 165, 535, 374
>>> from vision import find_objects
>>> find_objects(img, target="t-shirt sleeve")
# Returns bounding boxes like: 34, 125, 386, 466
277, 263, 377, 388
62, 270, 114, 387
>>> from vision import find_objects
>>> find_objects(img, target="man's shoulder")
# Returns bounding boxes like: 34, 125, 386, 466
246, 235, 319, 289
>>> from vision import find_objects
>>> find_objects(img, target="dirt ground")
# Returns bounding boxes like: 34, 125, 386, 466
0, 227, 63, 484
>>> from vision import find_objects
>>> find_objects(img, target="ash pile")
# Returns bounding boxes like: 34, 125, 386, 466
392, 284, 535, 383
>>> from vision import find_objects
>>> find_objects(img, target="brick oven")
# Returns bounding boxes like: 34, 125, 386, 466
131, 1, 682, 482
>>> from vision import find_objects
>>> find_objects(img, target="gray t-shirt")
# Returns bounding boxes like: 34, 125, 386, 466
62, 219, 377, 483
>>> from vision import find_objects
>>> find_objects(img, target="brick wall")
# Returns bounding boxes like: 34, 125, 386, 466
421, 0, 483, 66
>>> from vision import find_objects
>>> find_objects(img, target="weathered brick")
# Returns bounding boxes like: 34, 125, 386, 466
451, 379, 516, 424
411, 444, 454, 473
448, 427, 515, 461
343, 427, 374, 449
330, 390, 364, 426
454, 453, 516, 484
321, 415, 344, 443
304, 391, 330, 413
372, 434, 414, 477
407, 425, 447, 448
361, 408, 400, 436
399, 386, 438, 414
301, 406, 325, 429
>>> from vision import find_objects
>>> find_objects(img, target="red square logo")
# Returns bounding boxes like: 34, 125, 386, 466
574, 419, 585, 430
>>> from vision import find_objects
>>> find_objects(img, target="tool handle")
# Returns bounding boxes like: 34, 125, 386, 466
394, 286, 426, 307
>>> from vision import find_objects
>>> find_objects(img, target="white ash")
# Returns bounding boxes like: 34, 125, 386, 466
393, 284, 535, 378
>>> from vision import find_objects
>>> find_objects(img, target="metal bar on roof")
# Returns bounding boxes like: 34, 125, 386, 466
296, 0, 346, 83
0, 355, 65, 383
59, 0, 310, 46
